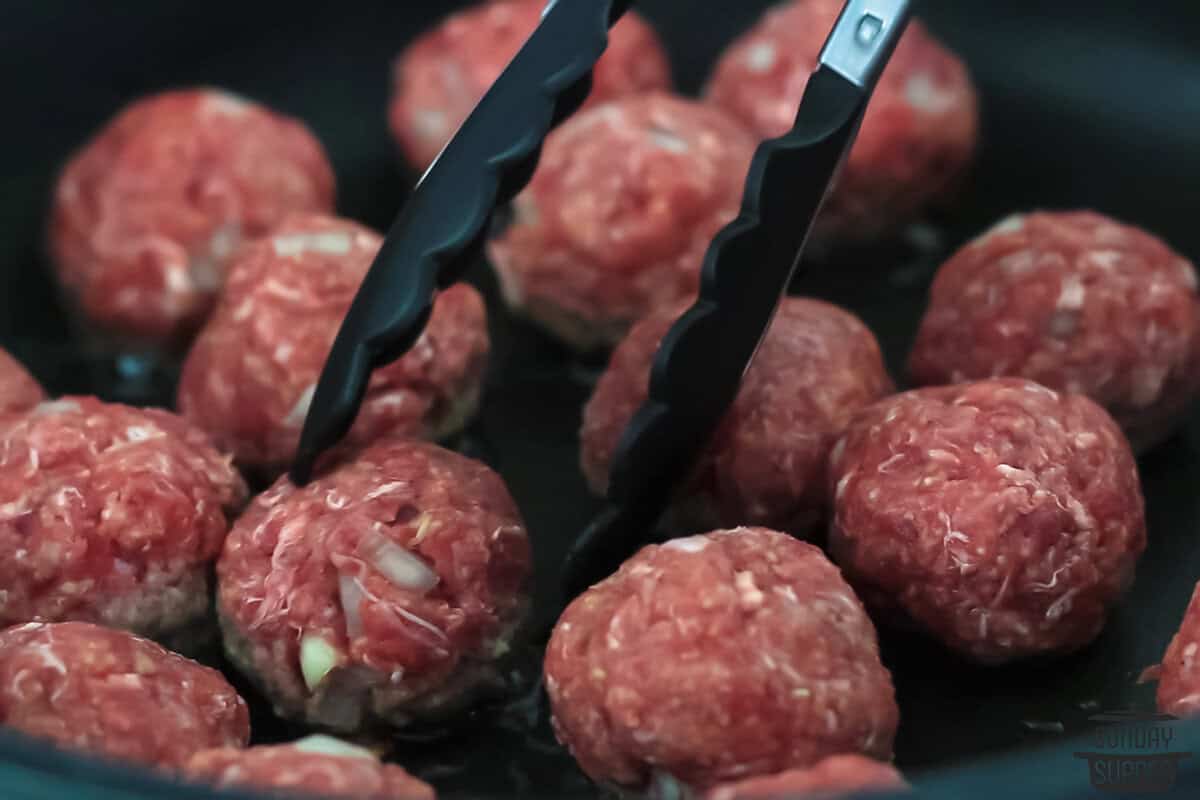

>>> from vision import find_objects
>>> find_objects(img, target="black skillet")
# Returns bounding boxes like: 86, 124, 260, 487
2, 1, 1200, 798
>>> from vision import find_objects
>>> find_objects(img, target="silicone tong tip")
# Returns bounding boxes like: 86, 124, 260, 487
561, 0, 913, 598
290, 339, 372, 485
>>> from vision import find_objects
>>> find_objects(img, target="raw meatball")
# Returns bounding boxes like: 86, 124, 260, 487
0, 349, 44, 414
185, 735, 435, 800
1156, 582, 1200, 718
178, 213, 489, 477
908, 211, 1200, 452
545, 527, 898, 793
0, 622, 248, 769
389, 0, 672, 170
706, 754, 907, 800
487, 92, 757, 351
0, 397, 247, 647
50, 89, 335, 345
828, 378, 1145, 664
217, 439, 531, 732
581, 298, 893, 536
706, 0, 978, 242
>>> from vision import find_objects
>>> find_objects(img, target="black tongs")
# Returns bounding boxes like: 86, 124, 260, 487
290, 0, 635, 484
292, 0, 912, 596
561, 0, 912, 597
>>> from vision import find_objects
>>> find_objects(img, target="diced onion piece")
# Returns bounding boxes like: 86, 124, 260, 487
492, 636, 512, 658
338, 576, 366, 641
650, 770, 687, 800
292, 734, 378, 761
300, 635, 342, 691
662, 536, 708, 554
34, 400, 82, 416
272, 232, 352, 258
360, 529, 439, 594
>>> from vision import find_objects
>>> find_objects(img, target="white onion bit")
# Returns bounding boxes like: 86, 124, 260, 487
662, 536, 708, 554
272, 232, 353, 258
292, 734, 378, 761
33, 400, 82, 416
360, 529, 439, 594
338, 575, 366, 641
299, 635, 342, 691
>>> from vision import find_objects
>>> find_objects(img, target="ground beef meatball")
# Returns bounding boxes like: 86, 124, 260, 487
0, 349, 44, 414
706, 0, 978, 242
706, 754, 907, 800
908, 211, 1200, 452
828, 378, 1146, 664
177, 213, 489, 477
389, 0, 672, 170
581, 298, 893, 536
1156, 582, 1200, 718
50, 88, 335, 345
0, 622, 249, 769
0, 397, 247, 647
487, 92, 757, 351
217, 439, 531, 732
545, 527, 898, 793
185, 735, 435, 800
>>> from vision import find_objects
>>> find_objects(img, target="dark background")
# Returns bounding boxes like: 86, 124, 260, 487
2, 1, 1200, 798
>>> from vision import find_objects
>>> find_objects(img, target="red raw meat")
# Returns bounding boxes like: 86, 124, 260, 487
1157, 582, 1200, 718
706, 754, 907, 800
545, 527, 898, 792
706, 0, 978, 242
0, 397, 246, 646
581, 298, 893, 536
178, 213, 489, 477
0, 622, 248, 769
50, 89, 335, 344
909, 211, 1200, 452
0, 349, 44, 414
488, 92, 756, 350
217, 439, 531, 732
389, 0, 672, 170
829, 378, 1145, 663
186, 735, 435, 800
